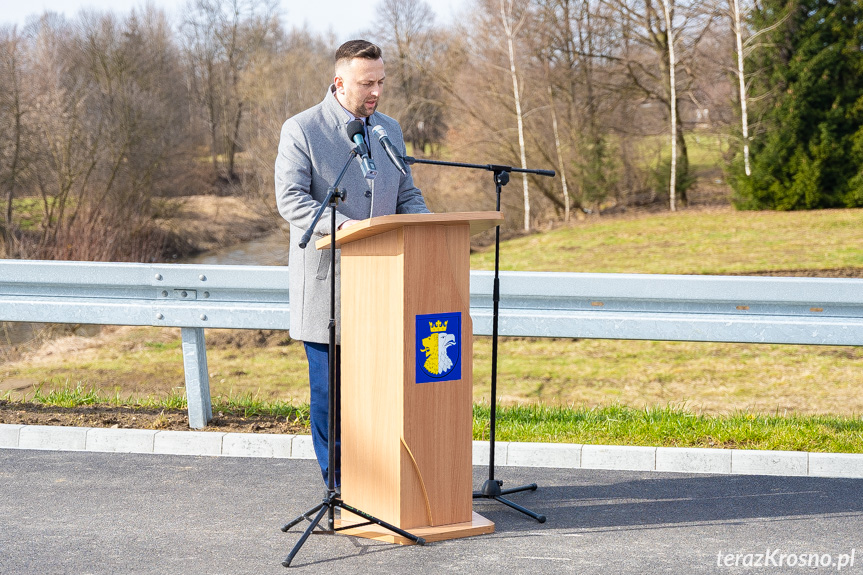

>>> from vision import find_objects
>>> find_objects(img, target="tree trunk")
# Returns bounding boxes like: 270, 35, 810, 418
1, 32, 24, 255
661, 0, 678, 211
732, 0, 751, 176
501, 0, 531, 231
206, 60, 220, 179
228, 100, 243, 181
548, 83, 570, 222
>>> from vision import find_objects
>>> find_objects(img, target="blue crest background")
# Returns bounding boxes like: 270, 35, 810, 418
415, 312, 461, 384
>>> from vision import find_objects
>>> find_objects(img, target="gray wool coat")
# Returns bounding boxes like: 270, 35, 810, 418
274, 86, 430, 343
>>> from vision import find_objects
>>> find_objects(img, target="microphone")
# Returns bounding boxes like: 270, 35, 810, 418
371, 124, 408, 175
346, 119, 377, 180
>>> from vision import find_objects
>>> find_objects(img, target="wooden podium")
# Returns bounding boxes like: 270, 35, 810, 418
316, 211, 502, 544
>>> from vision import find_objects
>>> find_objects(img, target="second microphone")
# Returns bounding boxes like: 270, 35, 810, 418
371, 124, 408, 176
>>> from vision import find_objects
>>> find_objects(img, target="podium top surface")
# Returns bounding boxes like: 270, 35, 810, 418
316, 211, 503, 250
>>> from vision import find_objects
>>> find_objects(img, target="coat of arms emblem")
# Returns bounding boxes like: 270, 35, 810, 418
415, 312, 461, 383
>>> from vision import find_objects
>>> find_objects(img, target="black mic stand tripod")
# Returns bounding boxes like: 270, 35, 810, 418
280, 147, 425, 568
402, 154, 553, 523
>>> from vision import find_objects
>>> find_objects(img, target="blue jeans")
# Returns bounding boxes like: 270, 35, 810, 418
303, 341, 340, 486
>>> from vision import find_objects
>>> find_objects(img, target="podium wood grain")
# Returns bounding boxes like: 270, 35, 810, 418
335, 213, 501, 538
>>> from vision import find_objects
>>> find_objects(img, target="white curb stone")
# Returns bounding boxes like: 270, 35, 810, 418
808, 453, 863, 478
582, 445, 656, 471
0, 424, 24, 448
289, 435, 316, 459
18, 425, 89, 451
223, 433, 294, 459
731, 449, 808, 476
5, 424, 863, 480
508, 442, 582, 468
153, 430, 225, 456
656, 447, 732, 474
86, 428, 157, 454
472, 440, 508, 466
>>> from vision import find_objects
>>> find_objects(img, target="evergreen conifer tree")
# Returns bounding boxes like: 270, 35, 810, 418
731, 0, 863, 209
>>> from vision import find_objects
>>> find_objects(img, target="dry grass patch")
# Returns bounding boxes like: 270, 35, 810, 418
1, 326, 309, 403
4, 328, 863, 417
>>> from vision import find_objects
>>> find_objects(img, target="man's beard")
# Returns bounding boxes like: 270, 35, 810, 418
354, 99, 377, 118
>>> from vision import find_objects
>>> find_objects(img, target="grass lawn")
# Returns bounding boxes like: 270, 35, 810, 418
479, 403, 863, 453
470, 207, 863, 274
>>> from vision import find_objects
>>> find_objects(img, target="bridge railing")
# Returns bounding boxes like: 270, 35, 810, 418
2, 260, 861, 428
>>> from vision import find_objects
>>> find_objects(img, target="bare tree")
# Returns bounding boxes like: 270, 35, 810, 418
530, 0, 578, 221
369, 0, 451, 154
660, 0, 678, 210
547, 80, 571, 221
24, 14, 97, 253
181, 0, 277, 183
416, 2, 532, 219
56, 7, 192, 259
238, 25, 331, 217
12, 8, 194, 261
723, 0, 789, 177
0, 26, 28, 256
529, 0, 626, 216
602, 0, 717, 207
499, 0, 533, 231
729, 0, 749, 176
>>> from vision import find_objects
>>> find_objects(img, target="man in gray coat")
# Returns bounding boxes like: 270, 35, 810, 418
274, 39, 430, 485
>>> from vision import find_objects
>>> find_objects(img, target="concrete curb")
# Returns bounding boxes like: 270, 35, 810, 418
2, 423, 863, 478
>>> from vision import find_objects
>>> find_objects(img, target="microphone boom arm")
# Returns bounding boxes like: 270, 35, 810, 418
401, 155, 555, 178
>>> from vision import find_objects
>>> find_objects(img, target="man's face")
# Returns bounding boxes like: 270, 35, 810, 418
334, 57, 385, 118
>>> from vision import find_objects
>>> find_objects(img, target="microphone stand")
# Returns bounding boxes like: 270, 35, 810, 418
281, 148, 425, 568
402, 154, 552, 523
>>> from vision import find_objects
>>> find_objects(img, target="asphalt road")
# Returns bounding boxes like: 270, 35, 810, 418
1, 449, 862, 574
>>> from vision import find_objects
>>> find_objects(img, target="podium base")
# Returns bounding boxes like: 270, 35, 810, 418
334, 512, 494, 545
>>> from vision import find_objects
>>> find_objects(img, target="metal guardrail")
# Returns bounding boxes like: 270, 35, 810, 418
2, 261, 862, 428
471, 271, 863, 346
1, 261, 291, 428
0, 260, 292, 329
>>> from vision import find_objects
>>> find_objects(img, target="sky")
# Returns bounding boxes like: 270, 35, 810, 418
3, 0, 470, 41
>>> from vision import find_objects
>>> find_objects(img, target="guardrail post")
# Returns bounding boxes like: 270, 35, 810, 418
181, 327, 213, 429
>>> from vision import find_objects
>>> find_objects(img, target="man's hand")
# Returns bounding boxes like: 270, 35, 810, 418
338, 219, 359, 230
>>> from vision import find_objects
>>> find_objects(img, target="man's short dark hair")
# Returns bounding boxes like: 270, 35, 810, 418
335, 40, 383, 66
